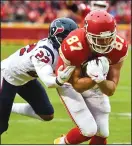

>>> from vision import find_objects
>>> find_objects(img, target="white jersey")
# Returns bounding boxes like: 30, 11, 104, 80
1, 38, 59, 86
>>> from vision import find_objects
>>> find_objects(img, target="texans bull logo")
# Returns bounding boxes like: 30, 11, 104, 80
52, 20, 64, 36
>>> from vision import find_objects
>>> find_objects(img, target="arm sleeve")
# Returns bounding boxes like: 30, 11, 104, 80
31, 56, 60, 88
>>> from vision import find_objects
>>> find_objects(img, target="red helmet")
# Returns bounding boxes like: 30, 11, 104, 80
84, 10, 116, 54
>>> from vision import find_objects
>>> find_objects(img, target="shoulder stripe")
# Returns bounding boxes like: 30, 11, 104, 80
40, 45, 55, 64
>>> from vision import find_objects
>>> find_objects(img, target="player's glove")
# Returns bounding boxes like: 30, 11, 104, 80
98, 56, 109, 78
56, 65, 75, 86
86, 57, 109, 83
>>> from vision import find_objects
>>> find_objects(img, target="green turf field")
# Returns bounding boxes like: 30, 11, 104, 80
1, 43, 131, 144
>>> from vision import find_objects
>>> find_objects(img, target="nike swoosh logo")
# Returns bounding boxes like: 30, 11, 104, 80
91, 74, 98, 77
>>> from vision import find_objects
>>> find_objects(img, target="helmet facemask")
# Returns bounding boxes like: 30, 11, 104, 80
86, 30, 116, 54
54, 35, 61, 45
54, 32, 69, 45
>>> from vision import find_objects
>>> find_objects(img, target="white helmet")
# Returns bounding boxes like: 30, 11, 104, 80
91, 1, 109, 11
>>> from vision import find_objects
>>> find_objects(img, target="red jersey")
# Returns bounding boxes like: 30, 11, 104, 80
56, 28, 128, 74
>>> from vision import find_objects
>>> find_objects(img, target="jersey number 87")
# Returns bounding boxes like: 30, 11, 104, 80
66, 36, 83, 51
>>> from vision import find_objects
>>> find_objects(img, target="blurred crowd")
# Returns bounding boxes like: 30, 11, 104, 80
1, 0, 131, 24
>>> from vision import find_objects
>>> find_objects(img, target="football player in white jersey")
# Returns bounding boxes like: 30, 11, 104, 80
0, 17, 78, 135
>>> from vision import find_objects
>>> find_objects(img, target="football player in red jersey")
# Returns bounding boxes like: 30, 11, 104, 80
54, 10, 128, 144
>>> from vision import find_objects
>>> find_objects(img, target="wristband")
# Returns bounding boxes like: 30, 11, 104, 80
56, 78, 63, 86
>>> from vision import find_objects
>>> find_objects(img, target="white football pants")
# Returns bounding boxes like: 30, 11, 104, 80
57, 84, 111, 138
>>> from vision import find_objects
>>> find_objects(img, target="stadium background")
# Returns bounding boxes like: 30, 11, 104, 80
1, 0, 131, 144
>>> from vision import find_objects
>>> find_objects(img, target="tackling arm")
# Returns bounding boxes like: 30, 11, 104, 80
97, 61, 124, 96
32, 56, 59, 88
69, 67, 96, 93
32, 55, 75, 88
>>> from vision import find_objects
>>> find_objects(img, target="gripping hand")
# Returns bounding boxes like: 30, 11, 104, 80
56, 65, 75, 86
86, 57, 109, 83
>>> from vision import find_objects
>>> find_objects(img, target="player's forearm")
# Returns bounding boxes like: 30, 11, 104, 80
33, 64, 59, 88
39, 74, 59, 88
97, 80, 116, 96
72, 77, 96, 93
69, 67, 96, 93
36, 65, 61, 88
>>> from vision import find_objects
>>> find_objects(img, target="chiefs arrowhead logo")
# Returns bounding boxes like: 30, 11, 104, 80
52, 20, 64, 36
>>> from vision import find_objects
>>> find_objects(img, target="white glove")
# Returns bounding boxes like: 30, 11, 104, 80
86, 57, 109, 83
56, 65, 75, 86
98, 56, 109, 78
